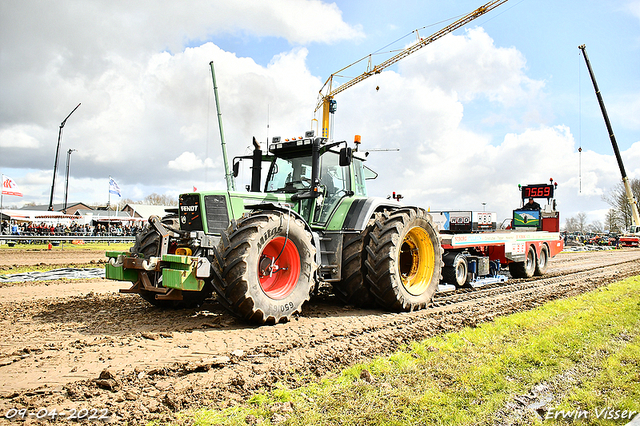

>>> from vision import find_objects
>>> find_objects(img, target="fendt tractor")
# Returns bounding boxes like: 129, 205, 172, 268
106, 133, 442, 323
106, 133, 564, 324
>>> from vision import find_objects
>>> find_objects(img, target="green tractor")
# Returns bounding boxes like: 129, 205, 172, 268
106, 132, 442, 324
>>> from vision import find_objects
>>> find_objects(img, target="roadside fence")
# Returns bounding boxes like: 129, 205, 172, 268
0, 235, 135, 245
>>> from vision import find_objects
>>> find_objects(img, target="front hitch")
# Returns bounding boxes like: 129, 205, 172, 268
147, 215, 180, 256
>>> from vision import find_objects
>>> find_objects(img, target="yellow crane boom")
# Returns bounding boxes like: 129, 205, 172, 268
315, 0, 508, 139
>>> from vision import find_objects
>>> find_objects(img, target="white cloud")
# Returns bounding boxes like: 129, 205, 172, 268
0, 0, 363, 72
628, 0, 640, 20
0, 127, 41, 148
0, 41, 321, 190
399, 28, 545, 107
0, 0, 361, 138
168, 152, 205, 171
621, 140, 640, 179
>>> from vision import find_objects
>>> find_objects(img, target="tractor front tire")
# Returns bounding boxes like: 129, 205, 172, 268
218, 210, 316, 324
365, 208, 443, 311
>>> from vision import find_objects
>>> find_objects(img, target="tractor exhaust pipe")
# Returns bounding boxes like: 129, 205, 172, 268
251, 137, 262, 192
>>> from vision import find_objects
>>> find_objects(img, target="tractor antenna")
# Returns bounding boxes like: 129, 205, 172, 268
365, 148, 400, 156
209, 61, 235, 191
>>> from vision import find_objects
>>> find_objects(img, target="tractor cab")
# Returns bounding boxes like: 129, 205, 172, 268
234, 131, 375, 228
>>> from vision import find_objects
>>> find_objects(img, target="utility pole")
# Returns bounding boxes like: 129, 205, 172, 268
63, 149, 76, 214
48, 103, 81, 211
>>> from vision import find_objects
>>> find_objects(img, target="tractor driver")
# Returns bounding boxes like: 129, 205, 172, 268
522, 197, 541, 211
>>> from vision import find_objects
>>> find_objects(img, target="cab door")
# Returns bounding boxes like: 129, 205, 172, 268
313, 151, 351, 226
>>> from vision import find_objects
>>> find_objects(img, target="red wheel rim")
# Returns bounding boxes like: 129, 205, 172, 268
258, 237, 300, 299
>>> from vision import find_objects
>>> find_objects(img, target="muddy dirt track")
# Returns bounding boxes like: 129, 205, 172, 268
0, 248, 639, 424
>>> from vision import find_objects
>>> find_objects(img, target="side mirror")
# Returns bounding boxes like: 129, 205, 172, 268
233, 161, 240, 178
339, 147, 352, 167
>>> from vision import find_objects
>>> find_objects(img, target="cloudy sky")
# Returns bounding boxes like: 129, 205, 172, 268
1, 0, 639, 226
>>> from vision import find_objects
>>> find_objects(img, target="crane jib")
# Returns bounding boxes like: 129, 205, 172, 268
315, 0, 509, 112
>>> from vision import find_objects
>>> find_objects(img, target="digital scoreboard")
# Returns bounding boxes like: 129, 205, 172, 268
521, 184, 554, 199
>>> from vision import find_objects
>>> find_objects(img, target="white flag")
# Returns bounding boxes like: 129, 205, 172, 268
2, 175, 23, 197
109, 177, 121, 197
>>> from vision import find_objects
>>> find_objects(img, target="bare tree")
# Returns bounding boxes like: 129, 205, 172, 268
143, 193, 177, 206
564, 216, 578, 232
576, 212, 588, 233
117, 198, 135, 210
588, 220, 604, 233
604, 208, 622, 233
564, 212, 591, 233
602, 178, 640, 231
97, 194, 177, 210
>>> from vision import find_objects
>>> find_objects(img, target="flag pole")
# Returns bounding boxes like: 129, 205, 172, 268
108, 176, 111, 244
1, 174, 4, 236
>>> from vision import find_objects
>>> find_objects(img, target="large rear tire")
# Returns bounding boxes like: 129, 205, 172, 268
217, 210, 316, 324
508, 244, 536, 278
333, 231, 378, 308
131, 216, 212, 308
365, 208, 443, 311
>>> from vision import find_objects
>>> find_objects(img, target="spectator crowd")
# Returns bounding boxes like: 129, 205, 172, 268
1, 221, 144, 237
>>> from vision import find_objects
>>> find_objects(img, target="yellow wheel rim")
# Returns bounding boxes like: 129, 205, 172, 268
398, 226, 435, 296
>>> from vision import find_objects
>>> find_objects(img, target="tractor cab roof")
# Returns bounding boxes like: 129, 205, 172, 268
268, 131, 366, 162
268, 134, 320, 159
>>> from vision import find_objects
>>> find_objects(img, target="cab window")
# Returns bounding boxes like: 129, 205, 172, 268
265, 156, 312, 193
353, 158, 377, 196
353, 159, 366, 196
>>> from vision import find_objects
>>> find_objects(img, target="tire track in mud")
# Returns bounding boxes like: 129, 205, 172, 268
0, 249, 639, 424
430, 251, 640, 308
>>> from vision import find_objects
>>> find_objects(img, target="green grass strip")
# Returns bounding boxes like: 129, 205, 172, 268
0, 242, 132, 251
177, 277, 640, 426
